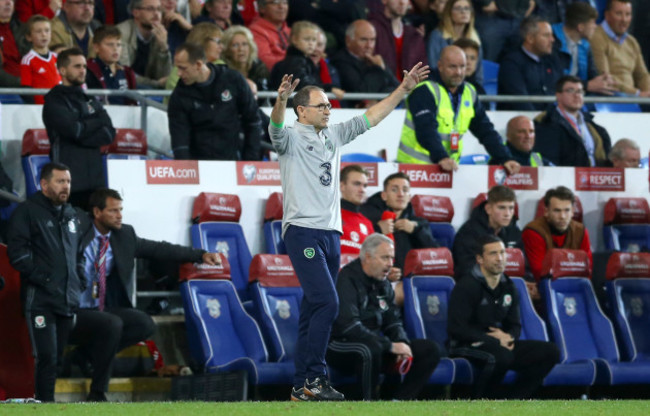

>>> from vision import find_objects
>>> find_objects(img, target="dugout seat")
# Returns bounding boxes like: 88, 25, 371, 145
248, 254, 302, 363
402, 248, 473, 385
459, 153, 489, 165
540, 249, 650, 385
101, 129, 148, 185
504, 248, 596, 386
411, 195, 456, 249
605, 253, 650, 363
21, 129, 51, 196
263, 192, 285, 254
191, 192, 252, 300
602, 198, 650, 252
340, 153, 385, 162
179, 258, 293, 386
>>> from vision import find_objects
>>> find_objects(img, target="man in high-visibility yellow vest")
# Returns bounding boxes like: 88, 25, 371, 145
397, 45, 520, 174
503, 116, 551, 167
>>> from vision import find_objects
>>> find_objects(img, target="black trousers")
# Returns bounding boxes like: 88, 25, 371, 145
451, 339, 560, 399
327, 338, 440, 400
25, 309, 74, 402
68, 307, 155, 394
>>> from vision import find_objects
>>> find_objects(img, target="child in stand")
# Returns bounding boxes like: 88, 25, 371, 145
269, 21, 344, 102
86, 25, 137, 105
21, 15, 61, 104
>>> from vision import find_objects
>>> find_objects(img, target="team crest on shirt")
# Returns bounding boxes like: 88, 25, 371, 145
359, 223, 368, 235
221, 89, 232, 102
68, 220, 76, 233
378, 297, 388, 311
86, 102, 96, 114
206, 298, 221, 318
564, 297, 577, 317
276, 300, 291, 319
34, 315, 46, 328
350, 231, 360, 243
427, 295, 440, 316
503, 294, 512, 307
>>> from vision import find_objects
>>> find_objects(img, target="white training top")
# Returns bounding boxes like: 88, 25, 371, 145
269, 115, 370, 237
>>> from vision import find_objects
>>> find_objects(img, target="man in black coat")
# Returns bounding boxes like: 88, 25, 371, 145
7, 162, 84, 402
329, 19, 399, 107
534, 75, 612, 167
328, 233, 440, 400
169, 42, 261, 161
71, 188, 221, 401
43, 48, 116, 210
448, 234, 559, 399
498, 16, 565, 111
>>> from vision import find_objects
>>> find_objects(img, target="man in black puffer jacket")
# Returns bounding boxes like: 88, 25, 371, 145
7, 162, 84, 402
43, 48, 116, 211
169, 42, 261, 161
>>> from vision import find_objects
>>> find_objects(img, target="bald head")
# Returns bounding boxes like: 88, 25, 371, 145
438, 46, 466, 91
506, 116, 535, 153
346, 19, 377, 58
609, 138, 641, 168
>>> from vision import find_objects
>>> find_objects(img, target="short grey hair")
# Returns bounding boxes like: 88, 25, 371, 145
609, 138, 640, 162
359, 233, 394, 260
520, 15, 546, 40
128, 0, 146, 13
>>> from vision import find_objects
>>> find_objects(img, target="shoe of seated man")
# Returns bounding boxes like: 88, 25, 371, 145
303, 377, 345, 401
290, 387, 314, 402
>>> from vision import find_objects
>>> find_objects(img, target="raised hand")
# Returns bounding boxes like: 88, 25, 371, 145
401, 62, 430, 93
277, 74, 300, 102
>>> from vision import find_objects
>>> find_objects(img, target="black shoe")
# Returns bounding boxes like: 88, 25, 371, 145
303, 377, 345, 401
290, 387, 314, 402
86, 391, 108, 402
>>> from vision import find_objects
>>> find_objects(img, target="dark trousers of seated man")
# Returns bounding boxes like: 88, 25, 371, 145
451, 339, 560, 399
327, 338, 440, 400
68, 308, 155, 395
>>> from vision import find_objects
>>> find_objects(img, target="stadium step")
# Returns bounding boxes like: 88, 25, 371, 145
55, 377, 171, 402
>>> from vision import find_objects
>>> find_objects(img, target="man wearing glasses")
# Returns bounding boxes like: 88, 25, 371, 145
534, 75, 612, 167
50, 0, 101, 57
116, 0, 171, 87
269, 62, 429, 401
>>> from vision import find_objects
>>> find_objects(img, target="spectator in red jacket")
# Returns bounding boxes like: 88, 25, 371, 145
249, 0, 290, 71
368, 0, 428, 81
15, 0, 61, 22
522, 186, 592, 281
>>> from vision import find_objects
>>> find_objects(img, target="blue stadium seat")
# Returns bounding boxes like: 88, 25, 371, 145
410, 195, 456, 249
540, 249, 650, 385
263, 192, 286, 254
505, 249, 596, 386
178, 260, 294, 387
20, 129, 51, 196
0, 94, 24, 104
605, 253, 650, 363
640, 157, 648, 169
402, 248, 475, 385
459, 153, 489, 165
248, 254, 302, 363
594, 102, 641, 113
340, 153, 385, 162
191, 193, 253, 301
602, 198, 650, 252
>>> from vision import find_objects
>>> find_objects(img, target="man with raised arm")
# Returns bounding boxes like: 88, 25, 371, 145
269, 62, 429, 402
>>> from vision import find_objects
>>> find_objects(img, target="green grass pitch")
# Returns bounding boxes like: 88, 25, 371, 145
3, 400, 650, 415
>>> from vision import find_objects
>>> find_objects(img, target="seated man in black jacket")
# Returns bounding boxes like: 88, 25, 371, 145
329, 19, 399, 108
448, 234, 559, 399
328, 233, 440, 400
453, 185, 537, 299
361, 172, 438, 305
